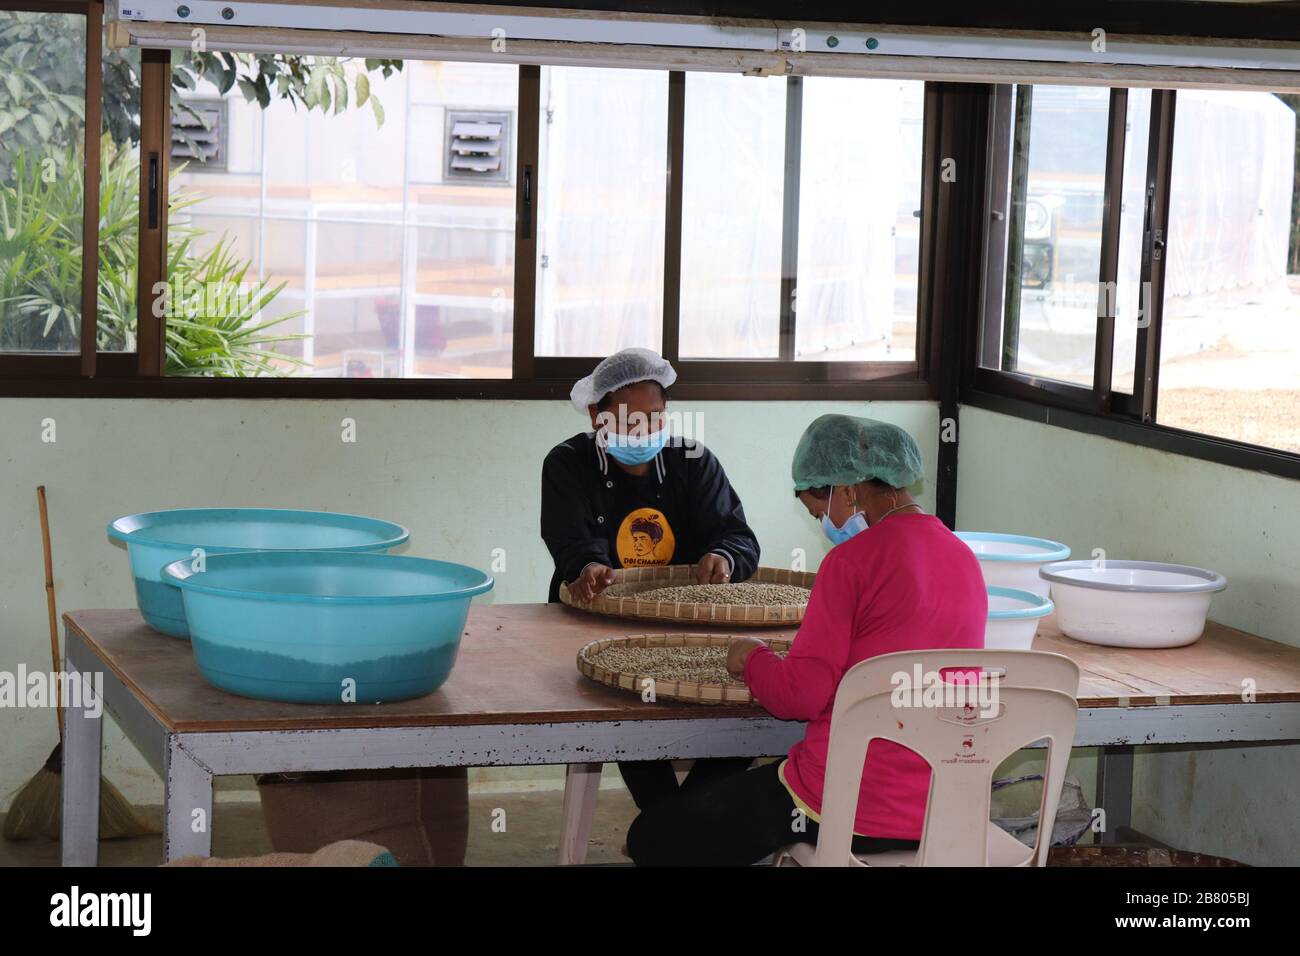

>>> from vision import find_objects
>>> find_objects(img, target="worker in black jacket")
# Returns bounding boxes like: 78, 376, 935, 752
541, 347, 761, 815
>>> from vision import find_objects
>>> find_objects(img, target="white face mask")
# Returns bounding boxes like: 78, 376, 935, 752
820, 487, 869, 546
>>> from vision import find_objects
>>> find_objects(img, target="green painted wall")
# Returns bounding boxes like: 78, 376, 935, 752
0, 398, 939, 807
958, 407, 1300, 865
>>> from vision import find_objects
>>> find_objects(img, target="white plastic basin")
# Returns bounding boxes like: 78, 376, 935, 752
1040, 560, 1227, 648
985, 587, 1054, 650
957, 532, 1071, 599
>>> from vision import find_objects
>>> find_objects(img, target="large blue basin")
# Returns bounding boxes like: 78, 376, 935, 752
163, 550, 493, 704
108, 508, 409, 639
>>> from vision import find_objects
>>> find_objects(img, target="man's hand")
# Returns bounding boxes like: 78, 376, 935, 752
727, 637, 766, 679
570, 563, 616, 603
696, 552, 731, 584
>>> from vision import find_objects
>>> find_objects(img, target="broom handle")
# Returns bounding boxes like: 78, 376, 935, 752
37, 486, 63, 740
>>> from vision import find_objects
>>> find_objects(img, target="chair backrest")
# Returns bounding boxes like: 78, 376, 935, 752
809, 649, 1080, 867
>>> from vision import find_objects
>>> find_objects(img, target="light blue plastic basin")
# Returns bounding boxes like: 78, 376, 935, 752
108, 509, 409, 639
163, 551, 493, 704
985, 586, 1055, 651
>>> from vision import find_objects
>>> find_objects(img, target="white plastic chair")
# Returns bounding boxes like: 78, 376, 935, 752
774, 649, 1079, 867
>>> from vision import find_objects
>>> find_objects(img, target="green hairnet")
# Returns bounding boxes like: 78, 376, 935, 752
791, 414, 924, 492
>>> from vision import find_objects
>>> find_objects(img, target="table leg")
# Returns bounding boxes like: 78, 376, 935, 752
558, 762, 603, 865
1096, 745, 1134, 844
164, 739, 214, 863
61, 660, 103, 867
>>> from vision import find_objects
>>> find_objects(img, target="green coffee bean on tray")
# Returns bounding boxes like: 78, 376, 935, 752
605, 582, 811, 606
587, 644, 787, 685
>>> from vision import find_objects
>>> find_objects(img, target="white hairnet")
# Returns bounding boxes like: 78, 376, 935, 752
570, 348, 677, 412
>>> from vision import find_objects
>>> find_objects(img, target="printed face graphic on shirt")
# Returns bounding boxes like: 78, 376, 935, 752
616, 509, 676, 567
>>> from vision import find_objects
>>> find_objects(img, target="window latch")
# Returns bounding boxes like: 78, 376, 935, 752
521, 164, 533, 240
147, 152, 160, 230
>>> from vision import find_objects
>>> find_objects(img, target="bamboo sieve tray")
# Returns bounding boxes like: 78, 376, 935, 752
559, 564, 814, 627
577, 632, 791, 705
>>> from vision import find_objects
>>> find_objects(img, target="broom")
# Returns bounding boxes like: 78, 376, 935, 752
2, 486, 157, 841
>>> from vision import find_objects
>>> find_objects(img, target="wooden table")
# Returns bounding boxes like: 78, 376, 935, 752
60, 604, 1300, 865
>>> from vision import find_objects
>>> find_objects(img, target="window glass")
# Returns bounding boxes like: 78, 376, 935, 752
991, 84, 1110, 386
678, 72, 785, 359
169, 58, 516, 377
0, 11, 87, 354
1157, 90, 1300, 453
795, 77, 924, 362
96, 40, 142, 353
1111, 88, 1151, 394
534, 66, 667, 357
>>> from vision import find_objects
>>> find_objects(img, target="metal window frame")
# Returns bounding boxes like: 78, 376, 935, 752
3, 50, 940, 399
924, 82, 991, 527
0, 0, 102, 379
963, 83, 1300, 482
976, 82, 1130, 416
516, 65, 938, 400
134, 46, 170, 376
529, 69, 931, 398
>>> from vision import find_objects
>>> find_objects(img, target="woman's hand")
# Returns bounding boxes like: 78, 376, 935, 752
570, 563, 615, 603
695, 553, 731, 584
727, 637, 766, 679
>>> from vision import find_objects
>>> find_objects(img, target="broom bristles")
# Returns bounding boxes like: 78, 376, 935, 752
3, 744, 159, 842
2, 767, 61, 841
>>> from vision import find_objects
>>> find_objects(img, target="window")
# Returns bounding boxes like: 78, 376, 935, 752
534, 66, 667, 358
1156, 90, 1300, 453
796, 78, 924, 362
4, 43, 939, 398
0, 9, 87, 355
100, 40, 140, 354
1111, 88, 1151, 395
985, 84, 1111, 387
678, 72, 785, 359
974, 82, 1300, 475
168, 58, 518, 378
675, 74, 926, 363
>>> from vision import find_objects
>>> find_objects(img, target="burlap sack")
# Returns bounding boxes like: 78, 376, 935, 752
164, 839, 396, 867
255, 767, 469, 867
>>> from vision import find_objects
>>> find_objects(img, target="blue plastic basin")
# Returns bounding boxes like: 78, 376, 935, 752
163, 551, 493, 704
108, 509, 409, 639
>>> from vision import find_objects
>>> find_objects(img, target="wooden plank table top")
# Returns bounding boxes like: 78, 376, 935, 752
64, 604, 1300, 735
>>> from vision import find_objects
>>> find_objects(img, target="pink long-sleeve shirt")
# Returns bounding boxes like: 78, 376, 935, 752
744, 512, 987, 840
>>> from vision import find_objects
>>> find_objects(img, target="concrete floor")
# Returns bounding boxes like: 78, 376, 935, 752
0, 787, 639, 867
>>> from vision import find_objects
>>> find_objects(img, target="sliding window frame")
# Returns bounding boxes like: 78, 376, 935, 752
527, 68, 939, 401
134, 47, 170, 376
963, 84, 1300, 483
969, 83, 1134, 416
0, 0, 102, 379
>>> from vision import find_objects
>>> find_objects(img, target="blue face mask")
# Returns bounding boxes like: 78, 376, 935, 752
603, 426, 669, 466
820, 487, 869, 546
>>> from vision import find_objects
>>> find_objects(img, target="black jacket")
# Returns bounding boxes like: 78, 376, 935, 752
540, 433, 760, 602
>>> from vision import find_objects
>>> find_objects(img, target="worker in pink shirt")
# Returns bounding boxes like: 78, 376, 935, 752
626, 414, 987, 866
